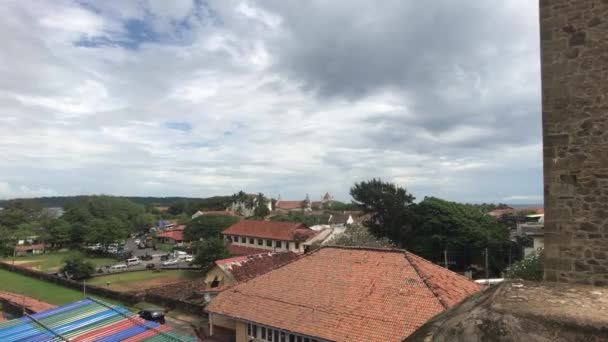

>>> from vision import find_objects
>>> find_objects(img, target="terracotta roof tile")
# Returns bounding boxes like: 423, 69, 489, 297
227, 245, 269, 256
156, 230, 184, 241
208, 246, 480, 342
223, 220, 317, 241
275, 201, 303, 210
221, 252, 300, 282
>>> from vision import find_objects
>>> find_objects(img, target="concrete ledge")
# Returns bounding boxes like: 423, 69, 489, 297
405, 281, 608, 341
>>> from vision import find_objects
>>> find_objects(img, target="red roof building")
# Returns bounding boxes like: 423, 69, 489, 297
207, 246, 481, 342
274, 200, 303, 210
223, 220, 318, 254
157, 225, 186, 244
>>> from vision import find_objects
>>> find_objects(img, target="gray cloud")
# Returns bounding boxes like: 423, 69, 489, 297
0, 0, 542, 203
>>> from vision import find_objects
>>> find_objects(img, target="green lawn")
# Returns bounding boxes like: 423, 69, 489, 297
0, 252, 116, 272
88, 270, 201, 292
0, 268, 88, 305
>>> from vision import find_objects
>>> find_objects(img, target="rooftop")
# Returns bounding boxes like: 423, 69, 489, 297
0, 298, 196, 341
275, 200, 303, 210
157, 230, 184, 241
227, 245, 269, 256
216, 252, 300, 283
223, 220, 317, 241
207, 246, 481, 342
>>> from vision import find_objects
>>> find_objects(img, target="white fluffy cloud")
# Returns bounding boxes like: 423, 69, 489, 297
0, 0, 542, 203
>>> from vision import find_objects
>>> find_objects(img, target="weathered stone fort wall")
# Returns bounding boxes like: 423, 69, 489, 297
541, 0, 608, 284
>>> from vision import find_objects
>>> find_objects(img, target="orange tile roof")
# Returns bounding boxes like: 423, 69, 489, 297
218, 252, 300, 283
227, 245, 269, 256
223, 220, 317, 241
275, 201, 303, 210
207, 246, 481, 342
157, 230, 184, 241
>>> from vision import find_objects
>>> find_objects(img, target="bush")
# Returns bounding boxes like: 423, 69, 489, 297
503, 250, 543, 281
60, 253, 95, 280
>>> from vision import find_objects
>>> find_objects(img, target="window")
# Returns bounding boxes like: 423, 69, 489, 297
241, 236, 246, 243
295, 242, 300, 249
297, 337, 302, 342
290, 335, 295, 342
253, 325, 258, 338
275, 330, 279, 342
258, 239, 263, 245
248, 323, 252, 336
262, 327, 266, 339
249, 238, 254, 244
267, 240, 272, 247
211, 276, 220, 288
304, 338, 310, 342
276, 241, 282, 248
268, 328, 273, 341
281, 332, 286, 342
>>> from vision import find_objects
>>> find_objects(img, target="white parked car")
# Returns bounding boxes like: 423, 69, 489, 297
162, 259, 179, 266
184, 256, 194, 262
110, 264, 127, 271
126, 257, 140, 266
134, 239, 141, 245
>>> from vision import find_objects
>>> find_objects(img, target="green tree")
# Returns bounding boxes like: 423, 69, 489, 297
252, 193, 270, 218
350, 179, 416, 245
270, 211, 330, 226
133, 213, 156, 234
409, 197, 511, 271
327, 224, 395, 248
47, 219, 73, 248
193, 238, 230, 268
184, 214, 239, 242
61, 253, 95, 280
504, 251, 543, 281
86, 217, 129, 245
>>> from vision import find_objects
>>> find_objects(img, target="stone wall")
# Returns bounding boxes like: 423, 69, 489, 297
541, 0, 608, 284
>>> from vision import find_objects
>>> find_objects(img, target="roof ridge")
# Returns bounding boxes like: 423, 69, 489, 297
320, 245, 406, 253
403, 251, 449, 309
406, 252, 481, 284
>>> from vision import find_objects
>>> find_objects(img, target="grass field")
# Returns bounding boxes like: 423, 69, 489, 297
0, 252, 116, 272
0, 268, 89, 305
88, 270, 201, 292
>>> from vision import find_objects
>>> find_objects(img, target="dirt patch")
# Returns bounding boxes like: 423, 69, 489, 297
10, 260, 42, 265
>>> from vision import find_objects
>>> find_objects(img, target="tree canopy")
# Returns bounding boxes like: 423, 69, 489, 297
327, 224, 395, 248
183, 214, 239, 242
193, 237, 231, 268
409, 197, 510, 254
350, 178, 416, 245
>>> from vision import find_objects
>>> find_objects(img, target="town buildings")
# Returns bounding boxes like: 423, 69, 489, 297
156, 224, 186, 245
207, 246, 481, 342
223, 220, 319, 254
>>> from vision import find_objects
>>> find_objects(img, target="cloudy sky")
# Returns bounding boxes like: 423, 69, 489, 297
0, 0, 542, 204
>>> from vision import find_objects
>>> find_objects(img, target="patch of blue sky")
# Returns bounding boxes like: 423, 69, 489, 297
163, 121, 193, 132
74, 0, 221, 50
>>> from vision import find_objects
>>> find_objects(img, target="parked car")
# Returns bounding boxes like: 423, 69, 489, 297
126, 257, 140, 266
110, 264, 127, 271
134, 238, 141, 245
184, 255, 194, 262
140, 253, 153, 261
145, 263, 156, 270
138, 308, 165, 324
162, 259, 179, 266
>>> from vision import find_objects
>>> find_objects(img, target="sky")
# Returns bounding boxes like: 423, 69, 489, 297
0, 0, 542, 204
